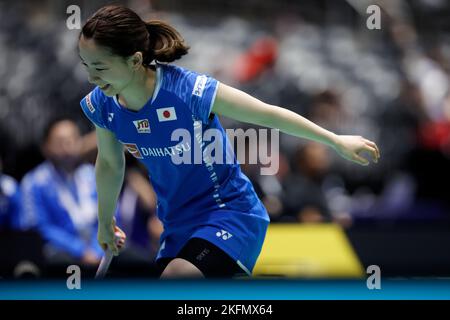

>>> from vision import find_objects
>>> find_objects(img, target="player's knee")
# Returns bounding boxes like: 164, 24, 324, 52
160, 258, 204, 279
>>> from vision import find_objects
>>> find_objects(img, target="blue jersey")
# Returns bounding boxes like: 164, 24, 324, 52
80, 63, 269, 273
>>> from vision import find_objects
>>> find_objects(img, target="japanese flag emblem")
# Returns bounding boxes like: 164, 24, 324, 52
156, 107, 177, 122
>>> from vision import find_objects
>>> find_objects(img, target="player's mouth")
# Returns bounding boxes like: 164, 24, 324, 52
99, 84, 110, 91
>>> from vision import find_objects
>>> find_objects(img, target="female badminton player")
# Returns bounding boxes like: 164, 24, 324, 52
78, 5, 380, 278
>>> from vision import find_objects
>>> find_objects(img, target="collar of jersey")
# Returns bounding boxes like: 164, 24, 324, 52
112, 62, 163, 115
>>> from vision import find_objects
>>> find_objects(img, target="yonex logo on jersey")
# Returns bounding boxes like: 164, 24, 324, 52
86, 93, 95, 113
192, 75, 207, 97
133, 119, 151, 133
108, 113, 114, 122
123, 143, 143, 159
216, 230, 233, 240
156, 107, 177, 122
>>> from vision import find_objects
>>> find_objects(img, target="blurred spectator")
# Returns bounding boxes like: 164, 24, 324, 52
21, 117, 102, 267
307, 90, 348, 134
376, 80, 427, 173
282, 142, 333, 224
0, 159, 22, 230
242, 152, 291, 222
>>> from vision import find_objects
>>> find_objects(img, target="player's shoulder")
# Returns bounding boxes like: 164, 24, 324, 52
160, 63, 190, 88
82, 86, 109, 112
160, 63, 205, 82
158, 63, 214, 100
80, 86, 112, 130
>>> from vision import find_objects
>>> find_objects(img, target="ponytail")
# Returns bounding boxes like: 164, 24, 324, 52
81, 5, 189, 65
144, 20, 189, 64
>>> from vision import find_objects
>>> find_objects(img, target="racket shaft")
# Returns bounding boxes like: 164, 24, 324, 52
95, 250, 113, 279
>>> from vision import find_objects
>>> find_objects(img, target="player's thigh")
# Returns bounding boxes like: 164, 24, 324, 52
160, 257, 204, 278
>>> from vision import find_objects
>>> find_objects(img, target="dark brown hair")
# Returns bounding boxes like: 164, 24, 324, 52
80, 5, 189, 64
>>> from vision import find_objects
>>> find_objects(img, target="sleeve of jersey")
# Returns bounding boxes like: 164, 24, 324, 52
175, 68, 219, 124
80, 87, 109, 130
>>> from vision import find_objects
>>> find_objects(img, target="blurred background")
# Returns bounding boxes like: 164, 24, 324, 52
1, 0, 450, 279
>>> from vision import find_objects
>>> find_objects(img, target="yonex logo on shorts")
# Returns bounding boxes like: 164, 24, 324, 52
86, 93, 95, 113
216, 230, 233, 240
192, 75, 207, 97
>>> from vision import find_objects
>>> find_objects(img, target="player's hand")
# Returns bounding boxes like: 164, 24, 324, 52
114, 225, 127, 251
333, 135, 380, 166
98, 219, 127, 256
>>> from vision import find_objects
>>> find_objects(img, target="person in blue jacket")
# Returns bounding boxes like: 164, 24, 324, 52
79, 5, 380, 278
0, 159, 22, 231
21, 117, 124, 266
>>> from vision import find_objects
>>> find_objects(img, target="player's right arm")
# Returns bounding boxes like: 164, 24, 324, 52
94, 125, 125, 256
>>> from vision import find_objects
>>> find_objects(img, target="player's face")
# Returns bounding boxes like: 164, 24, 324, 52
78, 36, 135, 97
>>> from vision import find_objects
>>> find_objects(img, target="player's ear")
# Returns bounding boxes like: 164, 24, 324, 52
128, 52, 143, 70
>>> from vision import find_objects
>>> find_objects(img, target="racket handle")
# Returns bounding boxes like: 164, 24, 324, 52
95, 249, 114, 279
95, 233, 122, 279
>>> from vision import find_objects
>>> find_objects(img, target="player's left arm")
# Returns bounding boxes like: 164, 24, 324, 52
212, 82, 380, 166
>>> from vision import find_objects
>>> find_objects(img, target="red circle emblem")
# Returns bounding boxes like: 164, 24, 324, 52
163, 110, 171, 118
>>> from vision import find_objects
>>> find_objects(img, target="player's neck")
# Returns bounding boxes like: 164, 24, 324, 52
118, 67, 156, 112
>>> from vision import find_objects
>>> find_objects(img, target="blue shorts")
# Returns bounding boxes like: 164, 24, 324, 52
156, 210, 269, 275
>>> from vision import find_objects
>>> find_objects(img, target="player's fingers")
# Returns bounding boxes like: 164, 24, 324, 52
361, 144, 378, 163
353, 153, 369, 166
368, 141, 380, 160
364, 140, 380, 159
114, 231, 126, 244
114, 226, 126, 239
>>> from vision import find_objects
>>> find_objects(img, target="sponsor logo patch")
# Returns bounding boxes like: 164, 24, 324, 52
192, 75, 208, 97
123, 143, 143, 159
133, 119, 151, 133
86, 93, 95, 113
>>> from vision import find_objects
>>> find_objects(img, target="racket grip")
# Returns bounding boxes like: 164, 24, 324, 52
95, 249, 114, 279
95, 234, 121, 279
